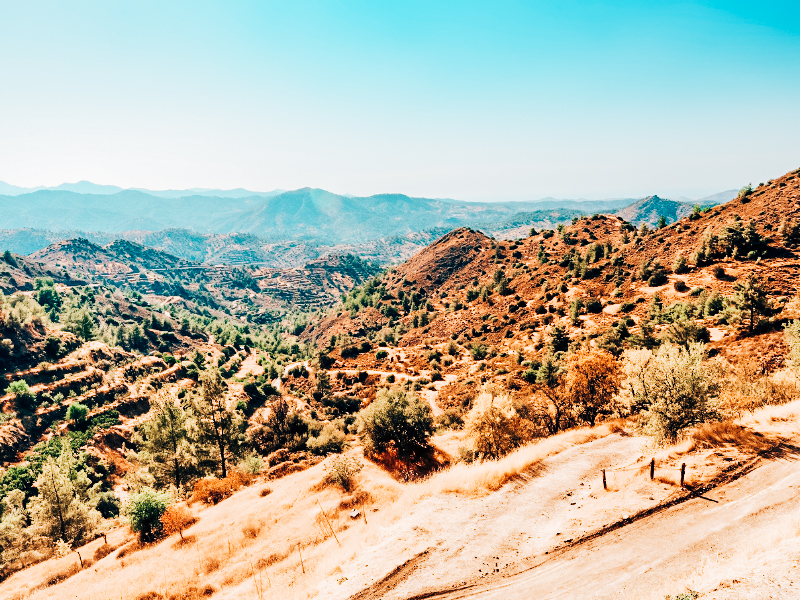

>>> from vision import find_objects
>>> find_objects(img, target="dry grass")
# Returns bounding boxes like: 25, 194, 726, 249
421, 423, 616, 495
93, 543, 116, 562
9, 402, 797, 600
690, 421, 775, 454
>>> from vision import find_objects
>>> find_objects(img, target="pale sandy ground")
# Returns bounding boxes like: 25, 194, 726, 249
2, 403, 797, 600
424, 456, 800, 600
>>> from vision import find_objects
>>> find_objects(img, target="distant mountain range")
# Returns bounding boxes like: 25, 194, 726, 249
0, 181, 738, 264
0, 180, 285, 199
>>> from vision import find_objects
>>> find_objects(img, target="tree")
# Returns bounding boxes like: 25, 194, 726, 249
548, 324, 569, 354
28, 443, 101, 546
191, 367, 244, 478
619, 343, 720, 444
532, 353, 571, 434
123, 488, 171, 543
63, 308, 97, 341
734, 274, 773, 333
656, 215, 667, 229
465, 385, 533, 459
357, 388, 433, 459
248, 397, 309, 455
135, 391, 198, 490
2, 250, 16, 267
312, 370, 332, 403
563, 349, 621, 426
34, 278, 61, 314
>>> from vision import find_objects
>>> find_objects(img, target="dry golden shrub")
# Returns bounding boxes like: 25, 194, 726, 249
191, 470, 254, 505
92, 543, 116, 561
161, 505, 197, 541
241, 519, 262, 539
116, 540, 142, 559
718, 361, 799, 415
337, 490, 373, 510
45, 562, 81, 587
202, 556, 221, 574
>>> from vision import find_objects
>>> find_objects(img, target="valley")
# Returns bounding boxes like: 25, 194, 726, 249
0, 169, 797, 600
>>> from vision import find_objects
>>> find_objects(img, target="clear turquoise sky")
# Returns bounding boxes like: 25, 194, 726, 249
1, 1, 798, 200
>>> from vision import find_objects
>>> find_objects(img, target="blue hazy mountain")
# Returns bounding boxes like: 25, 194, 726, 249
0, 180, 284, 199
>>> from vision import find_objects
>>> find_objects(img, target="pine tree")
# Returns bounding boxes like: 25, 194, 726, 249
28, 443, 100, 546
191, 367, 244, 478
135, 391, 198, 489
734, 274, 773, 333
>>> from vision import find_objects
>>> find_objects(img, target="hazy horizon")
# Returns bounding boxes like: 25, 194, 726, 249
2, 2, 798, 200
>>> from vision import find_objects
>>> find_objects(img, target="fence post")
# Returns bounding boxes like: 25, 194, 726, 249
680, 463, 686, 487
650, 458, 655, 480
602, 469, 607, 490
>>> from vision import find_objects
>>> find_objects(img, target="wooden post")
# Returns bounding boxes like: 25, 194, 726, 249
650, 458, 655, 480
76, 550, 83, 568
602, 469, 607, 490
298, 546, 305, 574
680, 463, 686, 487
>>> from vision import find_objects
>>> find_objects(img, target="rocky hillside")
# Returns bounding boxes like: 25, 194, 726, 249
301, 167, 800, 408
614, 194, 695, 226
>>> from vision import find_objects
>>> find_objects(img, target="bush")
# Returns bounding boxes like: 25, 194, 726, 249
66, 402, 89, 423
160, 504, 196, 541
584, 298, 602, 313
307, 424, 347, 455
124, 488, 171, 542
465, 385, 533, 459
435, 407, 465, 431
357, 388, 433, 459
7, 380, 36, 411
191, 472, 251, 505
620, 343, 721, 444
324, 455, 363, 492
375, 349, 388, 360
712, 265, 726, 279
95, 491, 121, 518
470, 344, 488, 360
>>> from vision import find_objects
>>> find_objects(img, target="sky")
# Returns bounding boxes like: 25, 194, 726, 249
0, 1, 798, 201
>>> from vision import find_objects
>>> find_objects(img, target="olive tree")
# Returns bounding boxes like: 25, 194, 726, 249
357, 388, 433, 459
620, 343, 721, 444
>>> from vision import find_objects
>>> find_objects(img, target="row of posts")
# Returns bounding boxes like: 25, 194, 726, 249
602, 459, 687, 490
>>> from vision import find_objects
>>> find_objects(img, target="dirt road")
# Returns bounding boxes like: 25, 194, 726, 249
413, 454, 800, 600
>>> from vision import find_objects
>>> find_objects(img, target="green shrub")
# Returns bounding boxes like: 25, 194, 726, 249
123, 488, 171, 542
7, 380, 36, 411
357, 388, 433, 459
470, 344, 488, 360
66, 402, 89, 423
324, 455, 363, 492
375, 349, 389, 360
307, 424, 347, 456
435, 408, 464, 431
95, 491, 121, 518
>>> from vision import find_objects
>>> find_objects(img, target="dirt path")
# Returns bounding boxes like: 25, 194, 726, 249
384, 454, 800, 600
318, 433, 672, 599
